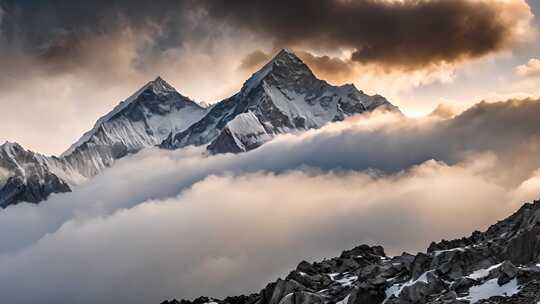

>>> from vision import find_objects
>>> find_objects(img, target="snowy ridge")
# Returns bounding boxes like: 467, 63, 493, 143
0, 77, 207, 207
239, 49, 299, 98
60, 76, 207, 177
63, 77, 182, 157
0, 49, 397, 207
0, 142, 78, 207
208, 112, 272, 153
226, 112, 268, 137
0, 142, 84, 186
163, 49, 399, 153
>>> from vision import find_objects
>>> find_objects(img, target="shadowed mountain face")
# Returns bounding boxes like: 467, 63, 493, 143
161, 200, 540, 304
161, 49, 397, 154
0, 142, 71, 208
0, 50, 396, 208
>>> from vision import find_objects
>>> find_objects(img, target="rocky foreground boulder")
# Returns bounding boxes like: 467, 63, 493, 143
161, 200, 540, 304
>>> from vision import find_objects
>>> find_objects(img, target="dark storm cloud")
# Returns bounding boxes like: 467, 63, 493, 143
1, 0, 533, 73
1, 0, 187, 49
205, 0, 533, 69
0, 0, 196, 73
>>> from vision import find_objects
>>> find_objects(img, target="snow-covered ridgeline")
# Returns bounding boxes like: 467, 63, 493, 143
164, 49, 399, 153
0, 77, 208, 207
0, 49, 398, 207
61, 77, 207, 177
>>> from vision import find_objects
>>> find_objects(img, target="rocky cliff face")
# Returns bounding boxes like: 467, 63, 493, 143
161, 200, 540, 304
161, 49, 398, 154
0, 142, 79, 208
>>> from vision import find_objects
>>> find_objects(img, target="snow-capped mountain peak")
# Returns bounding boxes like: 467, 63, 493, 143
0, 76, 213, 208
240, 48, 314, 98
1, 50, 397, 208
271, 48, 303, 65
162, 48, 398, 153
126, 76, 177, 100
59, 76, 208, 177
147, 76, 177, 94
62, 77, 182, 157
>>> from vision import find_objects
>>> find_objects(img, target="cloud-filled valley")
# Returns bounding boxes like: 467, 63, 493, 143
2, 98, 540, 303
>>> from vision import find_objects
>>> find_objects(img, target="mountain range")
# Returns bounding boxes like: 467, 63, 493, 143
161, 199, 540, 304
3, 49, 540, 304
0, 49, 397, 208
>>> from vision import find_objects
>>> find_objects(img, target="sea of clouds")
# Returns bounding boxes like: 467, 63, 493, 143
1, 99, 540, 303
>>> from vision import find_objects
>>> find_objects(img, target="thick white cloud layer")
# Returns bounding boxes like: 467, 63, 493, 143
1, 99, 540, 303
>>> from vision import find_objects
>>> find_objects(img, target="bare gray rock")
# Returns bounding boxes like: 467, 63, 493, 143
161, 200, 540, 304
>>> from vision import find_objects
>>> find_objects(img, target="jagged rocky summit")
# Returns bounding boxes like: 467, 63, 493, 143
161, 49, 397, 154
0, 49, 397, 208
162, 200, 540, 304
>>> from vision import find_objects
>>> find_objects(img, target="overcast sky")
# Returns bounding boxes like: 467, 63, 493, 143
0, 0, 539, 155
2, 2, 540, 303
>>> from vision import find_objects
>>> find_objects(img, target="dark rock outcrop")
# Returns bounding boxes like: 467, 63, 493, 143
0, 174, 70, 208
0, 142, 72, 208
161, 200, 540, 304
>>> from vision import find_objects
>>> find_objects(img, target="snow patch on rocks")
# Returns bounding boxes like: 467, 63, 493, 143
464, 278, 521, 303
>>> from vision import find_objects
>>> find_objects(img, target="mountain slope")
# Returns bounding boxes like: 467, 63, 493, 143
161, 49, 398, 153
0, 77, 208, 208
162, 200, 540, 304
0, 142, 83, 208
62, 77, 208, 177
